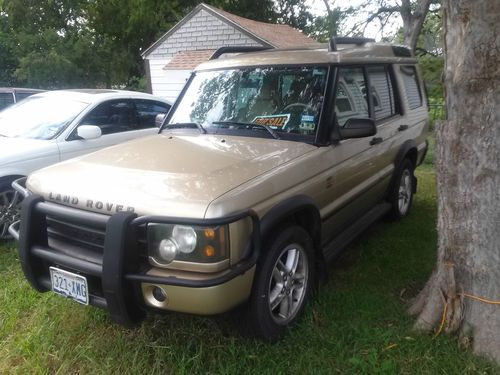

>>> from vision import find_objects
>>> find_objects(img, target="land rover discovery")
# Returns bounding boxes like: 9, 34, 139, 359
11, 38, 428, 340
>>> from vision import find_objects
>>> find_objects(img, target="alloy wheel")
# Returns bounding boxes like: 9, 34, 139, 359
0, 189, 22, 239
267, 243, 309, 324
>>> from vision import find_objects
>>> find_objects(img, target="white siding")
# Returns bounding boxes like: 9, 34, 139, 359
148, 59, 191, 102
145, 9, 261, 60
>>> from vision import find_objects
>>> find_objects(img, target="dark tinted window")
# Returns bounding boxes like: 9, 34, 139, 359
81, 100, 137, 135
0, 92, 15, 110
135, 100, 170, 128
400, 66, 422, 110
334, 67, 369, 126
367, 66, 396, 121
15, 92, 38, 102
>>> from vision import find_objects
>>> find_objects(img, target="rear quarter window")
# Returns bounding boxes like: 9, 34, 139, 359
400, 65, 423, 110
0, 92, 15, 110
367, 65, 397, 121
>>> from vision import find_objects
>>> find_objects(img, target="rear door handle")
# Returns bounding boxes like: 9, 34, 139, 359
370, 137, 383, 146
398, 125, 409, 131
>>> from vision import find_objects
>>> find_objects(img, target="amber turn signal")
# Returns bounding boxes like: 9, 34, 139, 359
203, 245, 215, 257
204, 228, 216, 240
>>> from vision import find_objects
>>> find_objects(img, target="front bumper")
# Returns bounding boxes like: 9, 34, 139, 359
11, 178, 260, 326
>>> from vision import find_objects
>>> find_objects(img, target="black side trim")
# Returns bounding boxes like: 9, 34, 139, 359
323, 202, 391, 262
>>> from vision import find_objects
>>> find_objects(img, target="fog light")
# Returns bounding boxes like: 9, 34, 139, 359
158, 238, 178, 263
152, 286, 167, 302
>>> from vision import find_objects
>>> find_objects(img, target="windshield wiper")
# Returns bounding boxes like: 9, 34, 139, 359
212, 121, 280, 140
162, 122, 206, 134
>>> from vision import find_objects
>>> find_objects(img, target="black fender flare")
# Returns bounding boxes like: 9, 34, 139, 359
260, 195, 322, 250
387, 140, 418, 197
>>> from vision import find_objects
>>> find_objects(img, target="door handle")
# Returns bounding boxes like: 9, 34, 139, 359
370, 137, 383, 146
398, 125, 409, 131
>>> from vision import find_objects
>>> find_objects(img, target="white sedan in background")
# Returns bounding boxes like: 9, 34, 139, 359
0, 89, 172, 238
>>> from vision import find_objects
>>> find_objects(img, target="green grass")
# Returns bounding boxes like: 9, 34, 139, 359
0, 153, 497, 374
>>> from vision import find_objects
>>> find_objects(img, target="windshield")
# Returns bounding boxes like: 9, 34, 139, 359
167, 66, 328, 139
0, 96, 89, 140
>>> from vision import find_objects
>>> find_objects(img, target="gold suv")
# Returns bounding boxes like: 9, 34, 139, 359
12, 37, 428, 340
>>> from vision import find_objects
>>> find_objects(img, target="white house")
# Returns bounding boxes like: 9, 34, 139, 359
141, 3, 320, 102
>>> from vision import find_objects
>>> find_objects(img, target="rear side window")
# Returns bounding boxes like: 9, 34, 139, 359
15, 92, 37, 102
400, 66, 422, 110
81, 100, 137, 135
135, 100, 171, 128
0, 92, 15, 110
367, 66, 396, 121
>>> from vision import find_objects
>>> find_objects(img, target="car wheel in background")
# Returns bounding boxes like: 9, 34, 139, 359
0, 178, 22, 240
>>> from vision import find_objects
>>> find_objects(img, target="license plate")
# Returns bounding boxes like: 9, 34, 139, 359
49, 267, 89, 305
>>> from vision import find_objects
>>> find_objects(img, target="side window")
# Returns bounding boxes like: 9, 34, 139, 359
334, 67, 369, 127
15, 92, 37, 102
367, 65, 396, 121
81, 100, 137, 135
135, 100, 171, 129
400, 65, 422, 110
0, 92, 15, 110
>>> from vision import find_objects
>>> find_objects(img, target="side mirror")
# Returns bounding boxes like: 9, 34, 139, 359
155, 113, 166, 128
338, 118, 376, 139
77, 125, 102, 140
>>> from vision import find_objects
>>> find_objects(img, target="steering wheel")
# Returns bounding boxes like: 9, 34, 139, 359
280, 103, 316, 133
282, 103, 314, 112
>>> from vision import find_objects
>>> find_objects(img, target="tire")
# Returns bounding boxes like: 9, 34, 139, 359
388, 159, 415, 220
0, 177, 23, 240
244, 225, 315, 341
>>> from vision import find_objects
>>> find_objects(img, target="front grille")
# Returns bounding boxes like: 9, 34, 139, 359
46, 215, 106, 253
45, 213, 148, 263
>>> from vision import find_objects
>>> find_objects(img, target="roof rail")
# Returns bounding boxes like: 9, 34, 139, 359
210, 46, 272, 60
329, 37, 375, 52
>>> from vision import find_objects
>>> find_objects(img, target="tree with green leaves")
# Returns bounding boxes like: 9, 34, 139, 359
347, 0, 435, 53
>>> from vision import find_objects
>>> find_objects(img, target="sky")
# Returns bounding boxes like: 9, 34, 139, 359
305, 0, 402, 41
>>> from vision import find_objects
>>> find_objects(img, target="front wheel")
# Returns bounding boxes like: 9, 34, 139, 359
0, 178, 22, 240
245, 225, 315, 341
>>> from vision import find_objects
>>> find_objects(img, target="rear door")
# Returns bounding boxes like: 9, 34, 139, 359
364, 65, 404, 191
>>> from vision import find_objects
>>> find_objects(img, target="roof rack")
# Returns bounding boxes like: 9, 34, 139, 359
329, 37, 375, 52
210, 46, 272, 60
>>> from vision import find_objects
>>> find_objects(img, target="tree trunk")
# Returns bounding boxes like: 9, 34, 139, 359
409, 0, 500, 363
401, 0, 433, 52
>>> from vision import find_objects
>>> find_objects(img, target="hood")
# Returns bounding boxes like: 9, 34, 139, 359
0, 137, 57, 167
27, 134, 316, 218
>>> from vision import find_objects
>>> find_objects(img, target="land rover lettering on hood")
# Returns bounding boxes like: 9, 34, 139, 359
12, 38, 428, 341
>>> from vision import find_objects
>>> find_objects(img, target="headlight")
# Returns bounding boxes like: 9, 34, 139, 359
148, 223, 229, 267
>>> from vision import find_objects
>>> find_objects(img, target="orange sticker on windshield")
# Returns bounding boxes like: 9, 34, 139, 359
253, 114, 290, 127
